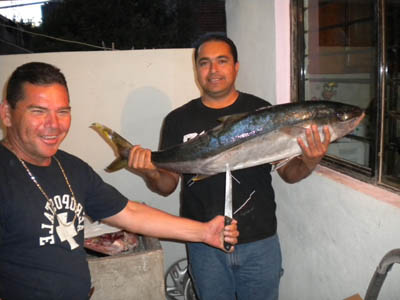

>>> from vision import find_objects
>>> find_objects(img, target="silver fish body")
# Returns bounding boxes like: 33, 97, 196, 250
151, 101, 364, 174
91, 100, 364, 175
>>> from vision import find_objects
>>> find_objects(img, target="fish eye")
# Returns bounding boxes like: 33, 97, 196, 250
336, 112, 350, 121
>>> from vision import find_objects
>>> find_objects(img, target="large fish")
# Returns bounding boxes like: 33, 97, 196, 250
90, 100, 364, 175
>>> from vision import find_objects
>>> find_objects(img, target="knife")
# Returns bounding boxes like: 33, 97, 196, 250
224, 164, 233, 251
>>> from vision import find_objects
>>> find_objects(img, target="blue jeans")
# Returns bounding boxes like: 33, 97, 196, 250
187, 234, 283, 300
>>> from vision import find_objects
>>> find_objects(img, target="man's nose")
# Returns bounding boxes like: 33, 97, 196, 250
210, 61, 218, 73
44, 112, 59, 128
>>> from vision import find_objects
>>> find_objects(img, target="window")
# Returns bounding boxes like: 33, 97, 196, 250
292, 0, 400, 191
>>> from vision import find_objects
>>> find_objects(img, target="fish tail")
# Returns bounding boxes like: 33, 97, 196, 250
105, 158, 127, 173
90, 122, 134, 172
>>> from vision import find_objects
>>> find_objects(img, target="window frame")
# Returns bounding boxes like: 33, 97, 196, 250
290, 0, 390, 187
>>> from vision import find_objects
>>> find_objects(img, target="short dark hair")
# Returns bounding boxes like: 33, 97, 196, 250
6, 62, 69, 109
193, 32, 238, 63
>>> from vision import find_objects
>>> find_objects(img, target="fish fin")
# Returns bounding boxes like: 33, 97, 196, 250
187, 174, 209, 186
210, 113, 250, 138
90, 122, 134, 172
254, 106, 271, 111
105, 158, 127, 173
280, 125, 308, 137
217, 106, 271, 123
217, 112, 249, 123
192, 174, 210, 181
271, 155, 300, 172
90, 123, 134, 150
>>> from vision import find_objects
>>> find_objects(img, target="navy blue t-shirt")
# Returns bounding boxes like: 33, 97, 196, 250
0, 145, 128, 300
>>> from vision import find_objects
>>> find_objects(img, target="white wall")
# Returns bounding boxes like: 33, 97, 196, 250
274, 170, 400, 300
0, 49, 199, 273
226, 0, 277, 104
226, 1, 400, 299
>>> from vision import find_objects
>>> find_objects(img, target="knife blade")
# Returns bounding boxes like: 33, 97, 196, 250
224, 164, 233, 251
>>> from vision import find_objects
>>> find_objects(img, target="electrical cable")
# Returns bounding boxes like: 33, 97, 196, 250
0, 36, 32, 52
0, 22, 115, 50
0, 1, 48, 10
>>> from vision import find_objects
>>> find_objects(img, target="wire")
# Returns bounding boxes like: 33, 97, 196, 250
0, 22, 116, 50
0, 1, 48, 9
0, 36, 32, 52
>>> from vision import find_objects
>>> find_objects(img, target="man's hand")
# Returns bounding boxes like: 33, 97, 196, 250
278, 124, 331, 183
127, 145, 179, 196
203, 216, 238, 252
297, 125, 331, 171
128, 145, 157, 174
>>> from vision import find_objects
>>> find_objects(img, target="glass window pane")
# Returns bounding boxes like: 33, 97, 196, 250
303, 0, 376, 168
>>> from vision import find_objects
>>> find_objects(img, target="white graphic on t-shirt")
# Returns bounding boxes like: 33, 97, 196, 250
39, 193, 84, 250
234, 190, 256, 216
56, 212, 79, 250
183, 131, 205, 143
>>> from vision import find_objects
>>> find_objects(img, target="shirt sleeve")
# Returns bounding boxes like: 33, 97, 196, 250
81, 164, 128, 221
159, 113, 182, 150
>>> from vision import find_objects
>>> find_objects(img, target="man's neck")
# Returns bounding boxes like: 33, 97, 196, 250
201, 90, 240, 109
1, 137, 51, 166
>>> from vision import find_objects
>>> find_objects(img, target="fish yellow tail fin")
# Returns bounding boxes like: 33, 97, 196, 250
105, 158, 127, 173
90, 123, 134, 172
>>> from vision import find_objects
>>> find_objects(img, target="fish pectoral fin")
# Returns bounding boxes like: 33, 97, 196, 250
271, 155, 301, 172
105, 157, 127, 173
186, 174, 210, 186
280, 125, 308, 137
192, 174, 210, 181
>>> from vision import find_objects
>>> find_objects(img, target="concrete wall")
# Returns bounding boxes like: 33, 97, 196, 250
226, 1, 400, 299
0, 49, 196, 274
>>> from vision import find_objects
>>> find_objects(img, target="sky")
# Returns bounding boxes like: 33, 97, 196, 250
0, 0, 44, 26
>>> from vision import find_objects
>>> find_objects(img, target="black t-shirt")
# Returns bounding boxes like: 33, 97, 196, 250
160, 92, 277, 244
0, 145, 128, 300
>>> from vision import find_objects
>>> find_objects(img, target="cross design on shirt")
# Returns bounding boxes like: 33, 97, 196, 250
56, 212, 79, 250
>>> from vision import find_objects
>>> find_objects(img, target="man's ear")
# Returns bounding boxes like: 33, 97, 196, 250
0, 100, 12, 127
235, 61, 240, 74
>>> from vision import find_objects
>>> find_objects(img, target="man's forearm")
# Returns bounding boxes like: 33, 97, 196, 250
102, 201, 239, 251
277, 156, 315, 184
104, 201, 207, 241
144, 168, 179, 196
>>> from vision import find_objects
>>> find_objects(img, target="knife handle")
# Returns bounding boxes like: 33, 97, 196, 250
223, 216, 233, 251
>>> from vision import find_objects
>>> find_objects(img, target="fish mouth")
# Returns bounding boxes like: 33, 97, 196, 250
353, 112, 366, 128
340, 112, 366, 137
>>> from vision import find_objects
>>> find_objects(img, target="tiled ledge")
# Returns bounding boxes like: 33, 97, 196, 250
315, 165, 400, 209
